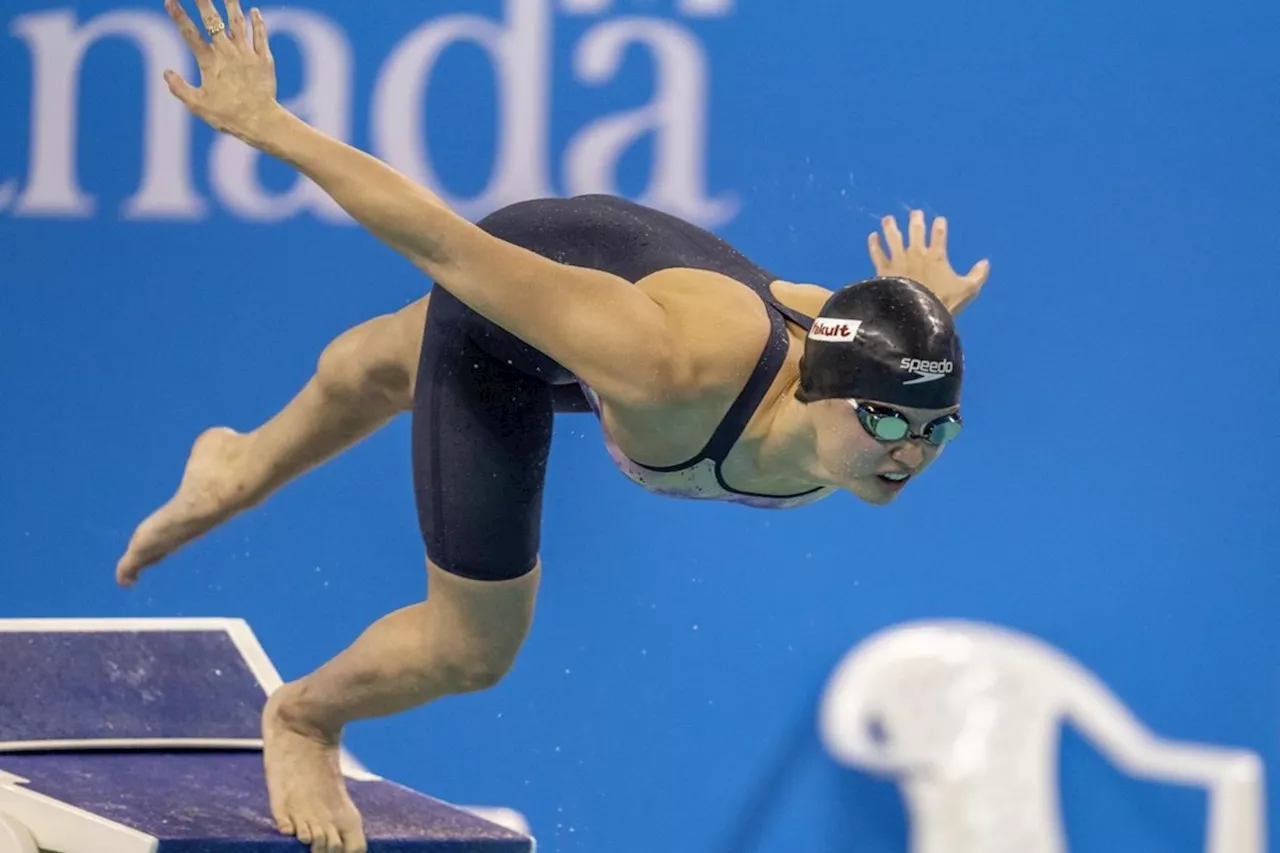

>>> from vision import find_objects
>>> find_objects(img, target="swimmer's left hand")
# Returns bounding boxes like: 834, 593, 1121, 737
160, 0, 283, 147
868, 211, 990, 315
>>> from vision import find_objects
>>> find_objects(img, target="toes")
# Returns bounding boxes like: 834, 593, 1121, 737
268, 788, 294, 835
341, 820, 368, 853
275, 813, 362, 853
311, 824, 343, 853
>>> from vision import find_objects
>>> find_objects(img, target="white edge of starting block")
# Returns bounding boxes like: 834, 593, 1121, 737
215, 620, 379, 781
0, 617, 379, 780
0, 771, 156, 853
460, 807, 534, 839
0, 617, 254, 634
0, 738, 262, 753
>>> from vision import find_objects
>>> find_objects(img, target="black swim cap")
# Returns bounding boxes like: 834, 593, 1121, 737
797, 276, 963, 409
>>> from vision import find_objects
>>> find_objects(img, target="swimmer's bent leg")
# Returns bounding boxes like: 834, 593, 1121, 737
261, 285, 551, 845
116, 298, 429, 584
231, 295, 429, 490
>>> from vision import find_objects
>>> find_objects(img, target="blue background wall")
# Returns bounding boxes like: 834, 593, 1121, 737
2, 0, 1278, 850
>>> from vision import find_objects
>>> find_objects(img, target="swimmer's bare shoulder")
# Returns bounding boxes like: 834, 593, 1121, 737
633, 268, 774, 400
636, 270, 834, 393
594, 269, 830, 464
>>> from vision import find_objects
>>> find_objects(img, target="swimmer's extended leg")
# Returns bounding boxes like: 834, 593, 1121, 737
262, 559, 539, 853
258, 278, 556, 851
115, 297, 429, 586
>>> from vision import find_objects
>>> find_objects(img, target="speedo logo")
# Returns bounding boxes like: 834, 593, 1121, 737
900, 357, 954, 385
809, 318, 862, 342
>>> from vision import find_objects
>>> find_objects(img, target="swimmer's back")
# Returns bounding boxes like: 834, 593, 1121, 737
468, 194, 821, 470
476, 194, 778, 293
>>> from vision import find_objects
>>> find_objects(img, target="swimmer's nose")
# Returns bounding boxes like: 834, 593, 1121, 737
890, 441, 924, 468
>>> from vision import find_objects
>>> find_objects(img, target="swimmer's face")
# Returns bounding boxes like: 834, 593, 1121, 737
809, 399, 960, 504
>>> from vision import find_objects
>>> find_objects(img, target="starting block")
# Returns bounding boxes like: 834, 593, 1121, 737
0, 618, 535, 852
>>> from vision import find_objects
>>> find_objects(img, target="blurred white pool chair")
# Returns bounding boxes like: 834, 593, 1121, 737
819, 620, 1265, 853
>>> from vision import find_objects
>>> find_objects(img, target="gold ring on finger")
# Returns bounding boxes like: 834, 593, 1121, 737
206, 19, 226, 36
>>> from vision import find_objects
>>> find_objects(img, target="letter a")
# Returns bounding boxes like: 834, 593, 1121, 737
564, 19, 736, 229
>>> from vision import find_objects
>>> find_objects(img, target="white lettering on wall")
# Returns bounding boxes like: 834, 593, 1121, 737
370, 0, 554, 221
564, 16, 736, 228
2, 3, 739, 228
210, 8, 354, 223
9, 9, 204, 219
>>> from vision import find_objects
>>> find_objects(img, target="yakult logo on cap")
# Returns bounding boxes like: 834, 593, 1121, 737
809, 318, 862, 343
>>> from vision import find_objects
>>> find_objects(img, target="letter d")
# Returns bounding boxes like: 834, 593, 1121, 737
371, 0, 554, 219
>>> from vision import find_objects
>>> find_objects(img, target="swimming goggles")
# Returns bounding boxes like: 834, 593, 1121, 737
850, 401, 963, 446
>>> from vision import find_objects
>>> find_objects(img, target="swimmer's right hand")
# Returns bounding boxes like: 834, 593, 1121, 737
160, 0, 284, 146
868, 210, 991, 316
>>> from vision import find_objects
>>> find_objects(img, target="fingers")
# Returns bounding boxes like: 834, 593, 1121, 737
163, 70, 200, 109
965, 258, 991, 286
225, 0, 248, 45
251, 8, 272, 59
867, 232, 889, 272
930, 215, 948, 257
874, 210, 979, 283
881, 215, 905, 259
191, 0, 229, 45
164, 0, 212, 62
908, 209, 926, 253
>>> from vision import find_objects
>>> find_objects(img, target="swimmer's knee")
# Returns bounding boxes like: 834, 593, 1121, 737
428, 609, 526, 695
443, 650, 518, 694
421, 556, 537, 694
316, 307, 422, 406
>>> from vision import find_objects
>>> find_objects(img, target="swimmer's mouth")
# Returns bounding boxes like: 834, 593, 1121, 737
877, 472, 911, 486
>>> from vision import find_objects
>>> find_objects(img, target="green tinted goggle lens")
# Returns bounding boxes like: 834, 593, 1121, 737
856, 404, 962, 446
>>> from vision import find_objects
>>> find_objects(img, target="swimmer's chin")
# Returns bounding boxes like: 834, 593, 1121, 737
845, 478, 907, 506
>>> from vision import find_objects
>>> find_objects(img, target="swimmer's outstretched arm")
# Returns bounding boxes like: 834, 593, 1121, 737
162, 0, 680, 407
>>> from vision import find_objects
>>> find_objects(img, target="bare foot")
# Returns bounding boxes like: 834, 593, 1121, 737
263, 685, 367, 853
116, 427, 260, 586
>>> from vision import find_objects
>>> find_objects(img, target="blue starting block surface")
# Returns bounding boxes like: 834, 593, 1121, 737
0, 752, 530, 852
0, 620, 268, 749
0, 618, 534, 853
